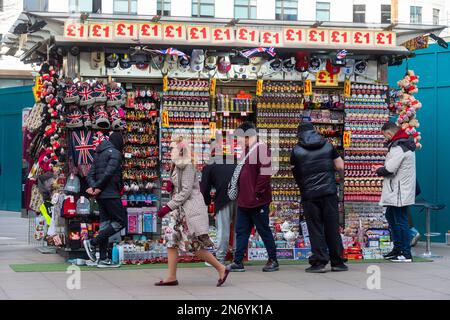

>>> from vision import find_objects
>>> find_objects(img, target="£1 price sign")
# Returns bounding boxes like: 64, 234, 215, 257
315, 70, 338, 87
283, 28, 306, 45
303, 80, 312, 96
352, 31, 373, 46
329, 30, 351, 45
187, 26, 211, 42
260, 30, 283, 47
374, 31, 395, 46
236, 27, 260, 45
139, 23, 162, 40
162, 110, 169, 127
211, 27, 235, 43
343, 131, 351, 148
64, 22, 87, 40
163, 24, 186, 41
89, 23, 113, 41
307, 29, 329, 44
114, 22, 138, 39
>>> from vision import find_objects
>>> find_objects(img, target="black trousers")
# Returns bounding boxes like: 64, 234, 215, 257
302, 194, 345, 267
91, 198, 127, 260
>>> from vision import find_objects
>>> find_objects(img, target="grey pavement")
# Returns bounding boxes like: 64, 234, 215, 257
1, 210, 450, 300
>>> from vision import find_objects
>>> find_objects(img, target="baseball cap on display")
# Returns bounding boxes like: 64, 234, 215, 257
354, 60, 368, 75
308, 57, 323, 73
294, 52, 310, 72
190, 49, 205, 72
218, 56, 231, 74
204, 55, 217, 71
178, 55, 191, 71
343, 59, 355, 76
105, 53, 119, 69
119, 53, 132, 69
282, 56, 296, 73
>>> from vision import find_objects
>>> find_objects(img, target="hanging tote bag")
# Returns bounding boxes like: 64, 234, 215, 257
25, 103, 44, 133
29, 184, 44, 213
227, 143, 261, 201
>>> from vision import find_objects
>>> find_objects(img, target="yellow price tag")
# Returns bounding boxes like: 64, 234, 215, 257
303, 79, 312, 96
209, 122, 216, 140
256, 79, 263, 96
163, 75, 168, 92
343, 131, 351, 148
210, 78, 216, 97
162, 110, 169, 127
344, 79, 351, 97
315, 70, 338, 86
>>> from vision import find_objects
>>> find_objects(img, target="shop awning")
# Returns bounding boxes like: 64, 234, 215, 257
1, 12, 446, 63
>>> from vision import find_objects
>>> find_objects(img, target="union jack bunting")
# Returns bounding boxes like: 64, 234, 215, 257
241, 47, 276, 58
148, 47, 186, 57
70, 129, 96, 166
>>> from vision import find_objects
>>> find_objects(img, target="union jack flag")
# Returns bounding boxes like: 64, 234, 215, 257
241, 47, 276, 58
70, 130, 95, 165
148, 47, 186, 57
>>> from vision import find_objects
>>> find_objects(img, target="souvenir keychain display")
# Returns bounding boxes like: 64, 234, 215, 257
344, 83, 390, 238
160, 79, 211, 201
122, 88, 160, 210
256, 81, 302, 250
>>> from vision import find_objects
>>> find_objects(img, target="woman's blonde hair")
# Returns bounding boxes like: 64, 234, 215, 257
170, 132, 194, 168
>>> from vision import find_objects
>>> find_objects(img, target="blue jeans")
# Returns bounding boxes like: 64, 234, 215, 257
385, 206, 411, 255
234, 204, 277, 263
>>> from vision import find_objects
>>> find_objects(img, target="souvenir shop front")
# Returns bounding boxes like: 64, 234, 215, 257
9, 12, 443, 263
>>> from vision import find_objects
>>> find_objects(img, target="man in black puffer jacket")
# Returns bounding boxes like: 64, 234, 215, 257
84, 132, 126, 268
290, 122, 347, 273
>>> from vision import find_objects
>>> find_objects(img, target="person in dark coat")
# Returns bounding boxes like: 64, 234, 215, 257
290, 122, 347, 273
201, 138, 237, 265
83, 132, 126, 268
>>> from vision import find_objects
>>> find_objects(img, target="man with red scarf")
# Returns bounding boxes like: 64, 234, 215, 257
373, 122, 416, 263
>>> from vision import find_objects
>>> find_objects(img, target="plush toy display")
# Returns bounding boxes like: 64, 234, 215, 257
392, 70, 423, 149
38, 61, 66, 174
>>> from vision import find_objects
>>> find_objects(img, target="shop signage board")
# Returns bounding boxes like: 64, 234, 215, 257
315, 70, 338, 86
63, 21, 396, 48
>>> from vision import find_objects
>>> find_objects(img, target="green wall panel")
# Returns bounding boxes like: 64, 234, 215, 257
0, 86, 34, 212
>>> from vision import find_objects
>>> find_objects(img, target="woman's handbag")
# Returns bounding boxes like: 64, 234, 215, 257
227, 142, 261, 201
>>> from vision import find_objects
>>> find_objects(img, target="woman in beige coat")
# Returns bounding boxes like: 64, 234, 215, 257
155, 134, 230, 287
